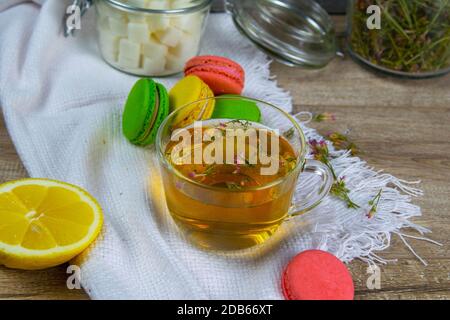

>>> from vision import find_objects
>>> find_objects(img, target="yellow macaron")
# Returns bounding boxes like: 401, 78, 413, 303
169, 75, 215, 128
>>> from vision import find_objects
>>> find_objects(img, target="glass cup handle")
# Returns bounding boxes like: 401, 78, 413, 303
288, 159, 334, 218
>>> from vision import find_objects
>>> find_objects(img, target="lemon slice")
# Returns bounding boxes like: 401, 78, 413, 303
0, 179, 103, 270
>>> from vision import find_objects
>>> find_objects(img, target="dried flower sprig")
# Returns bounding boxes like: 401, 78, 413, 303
227, 119, 252, 129
326, 131, 360, 156
282, 128, 295, 140
331, 178, 361, 209
366, 189, 383, 219
226, 182, 243, 190
188, 164, 216, 179
309, 139, 360, 209
312, 112, 336, 123
309, 139, 334, 174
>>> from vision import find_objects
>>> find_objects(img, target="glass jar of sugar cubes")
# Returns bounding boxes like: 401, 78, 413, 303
95, 0, 212, 76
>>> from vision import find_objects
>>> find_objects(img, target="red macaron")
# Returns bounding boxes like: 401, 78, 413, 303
184, 55, 245, 95
282, 250, 354, 300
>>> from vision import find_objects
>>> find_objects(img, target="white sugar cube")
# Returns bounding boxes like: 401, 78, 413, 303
109, 17, 128, 37
147, 16, 171, 32
155, 27, 183, 47
118, 54, 141, 69
143, 57, 166, 74
100, 35, 119, 63
119, 39, 141, 60
142, 38, 169, 59
165, 53, 185, 72
128, 22, 150, 43
169, 33, 199, 60
99, 32, 120, 56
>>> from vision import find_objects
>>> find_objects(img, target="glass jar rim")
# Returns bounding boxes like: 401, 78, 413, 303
156, 96, 307, 193
102, 0, 213, 14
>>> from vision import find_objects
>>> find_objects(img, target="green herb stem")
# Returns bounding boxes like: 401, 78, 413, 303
350, 0, 450, 73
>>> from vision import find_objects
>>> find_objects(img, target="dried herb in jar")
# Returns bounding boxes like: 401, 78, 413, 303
349, 0, 450, 74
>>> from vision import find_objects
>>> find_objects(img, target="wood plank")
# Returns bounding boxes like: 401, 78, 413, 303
0, 264, 88, 300
1, 16, 449, 299
0, 113, 89, 300
273, 58, 450, 300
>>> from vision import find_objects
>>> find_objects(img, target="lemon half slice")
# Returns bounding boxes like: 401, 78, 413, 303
0, 179, 103, 270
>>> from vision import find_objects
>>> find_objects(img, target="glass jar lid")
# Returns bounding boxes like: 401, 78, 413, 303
226, 0, 337, 68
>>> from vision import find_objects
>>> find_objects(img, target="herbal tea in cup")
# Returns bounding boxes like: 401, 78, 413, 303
157, 97, 333, 250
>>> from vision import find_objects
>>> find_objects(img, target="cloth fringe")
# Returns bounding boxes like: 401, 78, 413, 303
293, 111, 438, 267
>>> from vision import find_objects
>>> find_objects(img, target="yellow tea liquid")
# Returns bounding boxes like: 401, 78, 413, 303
162, 120, 300, 250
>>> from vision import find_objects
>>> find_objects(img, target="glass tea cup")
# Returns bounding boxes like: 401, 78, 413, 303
156, 97, 333, 250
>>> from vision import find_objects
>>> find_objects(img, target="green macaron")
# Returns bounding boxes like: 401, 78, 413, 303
211, 95, 261, 123
122, 78, 169, 146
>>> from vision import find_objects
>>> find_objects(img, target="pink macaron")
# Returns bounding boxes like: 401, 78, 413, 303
282, 250, 355, 300
184, 55, 245, 95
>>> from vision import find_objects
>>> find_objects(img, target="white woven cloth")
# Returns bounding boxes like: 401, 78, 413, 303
0, 0, 431, 299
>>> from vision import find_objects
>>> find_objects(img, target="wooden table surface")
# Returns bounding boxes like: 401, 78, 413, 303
1, 21, 450, 301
